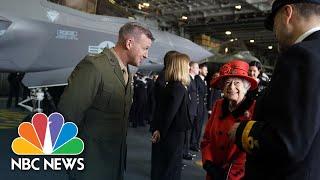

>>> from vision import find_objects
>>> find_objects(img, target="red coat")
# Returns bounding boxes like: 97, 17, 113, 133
201, 98, 256, 180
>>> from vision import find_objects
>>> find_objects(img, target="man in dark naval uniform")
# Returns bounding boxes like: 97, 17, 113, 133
58, 22, 154, 180
191, 64, 208, 151
183, 61, 199, 160
229, 0, 320, 179
132, 74, 148, 127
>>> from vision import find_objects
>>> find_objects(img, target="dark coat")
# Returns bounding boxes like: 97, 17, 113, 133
188, 76, 198, 117
235, 31, 320, 180
157, 81, 192, 138
151, 81, 192, 180
146, 78, 156, 123
246, 75, 269, 101
207, 87, 222, 110
150, 70, 166, 132
7, 73, 21, 87
132, 78, 147, 125
195, 75, 208, 119
58, 48, 133, 180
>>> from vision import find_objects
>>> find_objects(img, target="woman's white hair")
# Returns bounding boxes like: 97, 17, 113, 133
242, 79, 251, 93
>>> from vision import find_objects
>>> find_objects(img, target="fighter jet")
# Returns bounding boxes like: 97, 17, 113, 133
207, 51, 260, 63
0, 0, 213, 89
0, 0, 213, 112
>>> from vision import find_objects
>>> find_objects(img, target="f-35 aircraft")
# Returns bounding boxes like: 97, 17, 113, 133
0, 0, 213, 112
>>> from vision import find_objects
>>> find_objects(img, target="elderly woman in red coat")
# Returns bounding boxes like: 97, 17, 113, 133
201, 60, 258, 180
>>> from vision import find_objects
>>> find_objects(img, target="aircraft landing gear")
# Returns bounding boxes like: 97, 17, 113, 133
18, 86, 64, 122
18, 87, 57, 113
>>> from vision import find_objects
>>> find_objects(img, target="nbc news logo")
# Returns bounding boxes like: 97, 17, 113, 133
11, 113, 84, 171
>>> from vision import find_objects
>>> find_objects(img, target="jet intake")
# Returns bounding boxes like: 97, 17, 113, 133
0, 16, 11, 36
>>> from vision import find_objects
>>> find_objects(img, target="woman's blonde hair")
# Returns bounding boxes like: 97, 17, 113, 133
165, 53, 190, 86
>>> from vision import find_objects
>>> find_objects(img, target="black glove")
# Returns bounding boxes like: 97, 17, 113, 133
203, 161, 227, 180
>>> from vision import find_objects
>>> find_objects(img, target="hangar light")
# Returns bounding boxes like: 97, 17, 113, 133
181, 16, 188, 20
235, 5, 242, 10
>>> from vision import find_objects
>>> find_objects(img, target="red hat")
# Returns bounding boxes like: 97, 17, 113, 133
211, 60, 258, 90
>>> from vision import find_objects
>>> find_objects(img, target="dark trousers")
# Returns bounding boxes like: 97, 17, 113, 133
183, 130, 191, 156
6, 85, 20, 108
129, 103, 136, 127
133, 100, 146, 127
190, 111, 207, 148
190, 115, 199, 148
197, 112, 207, 146
151, 131, 185, 180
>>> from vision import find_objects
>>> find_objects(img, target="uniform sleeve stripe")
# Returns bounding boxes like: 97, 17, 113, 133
242, 121, 256, 153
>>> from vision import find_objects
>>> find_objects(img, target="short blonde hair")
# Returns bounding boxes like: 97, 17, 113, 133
165, 53, 190, 86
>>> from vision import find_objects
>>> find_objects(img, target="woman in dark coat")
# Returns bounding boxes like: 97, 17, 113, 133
201, 60, 258, 180
151, 52, 192, 180
247, 61, 270, 99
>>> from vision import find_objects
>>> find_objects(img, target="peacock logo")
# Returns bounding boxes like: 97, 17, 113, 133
11, 112, 84, 155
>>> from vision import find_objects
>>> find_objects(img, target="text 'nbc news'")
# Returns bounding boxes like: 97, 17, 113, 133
11, 158, 84, 170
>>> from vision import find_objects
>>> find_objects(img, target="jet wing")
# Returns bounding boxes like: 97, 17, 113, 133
22, 68, 72, 88
0, 0, 213, 88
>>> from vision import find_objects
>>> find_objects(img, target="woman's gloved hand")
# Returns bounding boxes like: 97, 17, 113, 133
151, 130, 160, 143
203, 160, 227, 180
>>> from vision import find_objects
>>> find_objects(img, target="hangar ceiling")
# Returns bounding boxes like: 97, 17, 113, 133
117, 0, 277, 65
50, 0, 277, 65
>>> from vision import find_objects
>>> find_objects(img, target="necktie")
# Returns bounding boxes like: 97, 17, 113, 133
122, 69, 128, 85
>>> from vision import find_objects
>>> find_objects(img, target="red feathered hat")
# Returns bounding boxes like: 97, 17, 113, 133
211, 60, 258, 90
